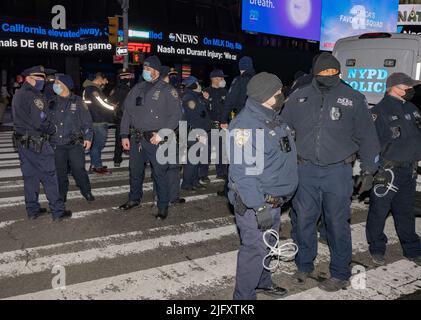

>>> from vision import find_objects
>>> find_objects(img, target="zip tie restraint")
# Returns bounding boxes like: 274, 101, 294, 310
263, 229, 299, 272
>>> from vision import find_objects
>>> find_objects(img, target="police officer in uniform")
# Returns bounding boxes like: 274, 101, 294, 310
181, 76, 212, 191
49, 74, 95, 203
204, 69, 228, 179
367, 73, 421, 266
222, 56, 255, 128
119, 56, 182, 219
282, 53, 381, 291
159, 66, 186, 205
228, 72, 298, 300
12, 66, 72, 221
109, 69, 134, 167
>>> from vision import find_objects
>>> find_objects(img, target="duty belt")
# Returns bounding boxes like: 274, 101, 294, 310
382, 159, 417, 169
297, 154, 356, 166
13, 133, 49, 154
131, 128, 168, 145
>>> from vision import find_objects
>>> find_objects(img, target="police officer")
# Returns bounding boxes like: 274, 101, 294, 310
222, 56, 255, 128
119, 56, 182, 219
83, 72, 116, 174
228, 72, 298, 300
109, 69, 134, 167
367, 73, 421, 266
49, 73, 95, 203
181, 76, 212, 191
282, 53, 381, 291
159, 66, 186, 205
203, 69, 228, 179
12, 66, 72, 221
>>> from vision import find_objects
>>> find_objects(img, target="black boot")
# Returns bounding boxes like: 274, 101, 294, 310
119, 201, 140, 211
84, 193, 96, 202
53, 210, 73, 222
156, 207, 169, 220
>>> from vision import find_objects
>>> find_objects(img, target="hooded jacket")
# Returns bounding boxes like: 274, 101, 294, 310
82, 80, 115, 123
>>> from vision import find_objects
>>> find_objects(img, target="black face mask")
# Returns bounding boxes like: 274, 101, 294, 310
403, 88, 415, 101
272, 93, 285, 112
315, 74, 340, 89
120, 78, 131, 87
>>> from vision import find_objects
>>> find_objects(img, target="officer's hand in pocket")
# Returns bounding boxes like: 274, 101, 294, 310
122, 138, 131, 151
255, 206, 273, 231
84, 140, 92, 151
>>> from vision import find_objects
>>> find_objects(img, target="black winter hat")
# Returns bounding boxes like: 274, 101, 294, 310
313, 53, 341, 75
144, 55, 162, 71
247, 72, 283, 104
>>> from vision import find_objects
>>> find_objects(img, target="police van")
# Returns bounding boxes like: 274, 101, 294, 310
333, 33, 421, 198
333, 33, 421, 105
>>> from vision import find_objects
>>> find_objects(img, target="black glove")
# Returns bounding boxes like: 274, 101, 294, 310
255, 206, 273, 231
200, 111, 207, 118
355, 172, 374, 195
373, 169, 390, 186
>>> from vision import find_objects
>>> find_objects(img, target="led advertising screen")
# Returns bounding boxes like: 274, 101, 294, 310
320, 0, 399, 51
242, 0, 322, 41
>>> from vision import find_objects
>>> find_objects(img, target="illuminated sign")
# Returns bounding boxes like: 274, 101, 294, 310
127, 42, 151, 53
128, 29, 163, 40
169, 33, 199, 45
344, 68, 388, 93
398, 5, 421, 25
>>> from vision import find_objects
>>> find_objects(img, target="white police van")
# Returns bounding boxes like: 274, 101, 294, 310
333, 33, 421, 196
333, 32, 421, 105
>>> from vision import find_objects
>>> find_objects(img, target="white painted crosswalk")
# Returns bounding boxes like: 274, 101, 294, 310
0, 129, 420, 300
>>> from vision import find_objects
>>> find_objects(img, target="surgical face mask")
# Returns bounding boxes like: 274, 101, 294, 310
53, 83, 63, 95
143, 70, 153, 82
402, 88, 415, 101
272, 93, 285, 112
194, 84, 202, 93
315, 74, 340, 89
33, 79, 45, 91
219, 80, 227, 89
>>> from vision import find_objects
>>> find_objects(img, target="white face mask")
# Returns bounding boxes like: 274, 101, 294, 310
219, 80, 227, 89
194, 84, 202, 93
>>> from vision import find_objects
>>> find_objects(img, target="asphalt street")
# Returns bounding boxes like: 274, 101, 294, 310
0, 127, 420, 300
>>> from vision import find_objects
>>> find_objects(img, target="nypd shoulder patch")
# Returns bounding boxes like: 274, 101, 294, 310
187, 100, 196, 110
33, 98, 45, 110
234, 129, 251, 147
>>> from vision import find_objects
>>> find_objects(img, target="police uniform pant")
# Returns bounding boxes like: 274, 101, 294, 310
133, 138, 169, 209
54, 144, 92, 202
366, 166, 421, 259
214, 132, 228, 178
182, 141, 201, 189
293, 162, 353, 281
234, 207, 281, 300
199, 132, 212, 180
90, 123, 108, 168
113, 125, 124, 165
18, 144, 65, 219
128, 136, 145, 203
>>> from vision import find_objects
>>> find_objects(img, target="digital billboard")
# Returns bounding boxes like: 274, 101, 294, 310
242, 0, 322, 41
320, 0, 399, 51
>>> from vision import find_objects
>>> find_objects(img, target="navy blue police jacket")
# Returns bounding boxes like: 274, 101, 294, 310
204, 86, 227, 123
48, 93, 93, 146
282, 79, 380, 173
371, 94, 421, 163
182, 90, 212, 132
223, 70, 255, 123
120, 79, 182, 138
228, 98, 299, 210
12, 82, 56, 137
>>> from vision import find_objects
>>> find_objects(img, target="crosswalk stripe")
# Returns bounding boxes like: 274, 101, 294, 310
0, 177, 223, 208
281, 259, 421, 300
3, 215, 420, 299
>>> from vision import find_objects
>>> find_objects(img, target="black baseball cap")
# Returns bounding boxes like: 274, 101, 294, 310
386, 72, 421, 89
210, 69, 227, 79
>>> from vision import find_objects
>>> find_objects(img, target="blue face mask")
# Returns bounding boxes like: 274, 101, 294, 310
53, 83, 63, 95
34, 80, 45, 91
143, 70, 153, 82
